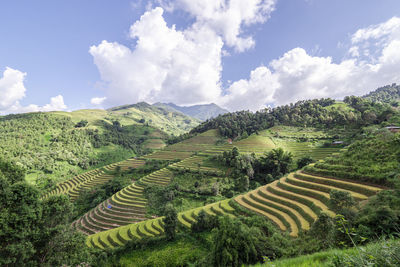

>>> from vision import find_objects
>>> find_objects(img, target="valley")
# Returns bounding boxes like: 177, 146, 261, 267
1, 91, 400, 267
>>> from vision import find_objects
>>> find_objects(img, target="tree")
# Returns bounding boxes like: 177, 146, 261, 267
329, 190, 356, 214
191, 210, 218, 233
236, 175, 249, 192
259, 148, 293, 178
0, 159, 94, 266
296, 156, 314, 169
309, 212, 335, 249
163, 204, 177, 241
75, 120, 88, 128
211, 216, 266, 266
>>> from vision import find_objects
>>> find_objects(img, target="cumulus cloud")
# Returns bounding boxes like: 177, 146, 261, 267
220, 16, 400, 110
350, 17, 400, 62
0, 67, 27, 110
91, 3, 400, 112
91, 97, 107, 105
219, 66, 278, 111
90, 7, 223, 107
0, 67, 67, 115
90, 1, 276, 109
159, 0, 276, 52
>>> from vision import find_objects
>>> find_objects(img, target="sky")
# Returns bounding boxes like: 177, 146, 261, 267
1, 0, 400, 114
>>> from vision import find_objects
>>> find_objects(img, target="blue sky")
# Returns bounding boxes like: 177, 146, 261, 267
1, 0, 400, 113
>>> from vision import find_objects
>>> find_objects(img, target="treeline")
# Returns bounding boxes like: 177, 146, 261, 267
363, 83, 400, 104
189, 97, 399, 139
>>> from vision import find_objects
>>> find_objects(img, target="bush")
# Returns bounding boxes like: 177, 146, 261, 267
191, 210, 219, 233
330, 238, 400, 267
163, 204, 178, 241
297, 155, 314, 169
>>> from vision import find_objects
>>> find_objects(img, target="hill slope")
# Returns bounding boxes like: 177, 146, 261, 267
0, 112, 165, 184
363, 83, 400, 104
153, 102, 229, 121
108, 102, 201, 135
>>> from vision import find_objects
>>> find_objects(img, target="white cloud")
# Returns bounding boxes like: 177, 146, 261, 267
91, 96, 107, 105
0, 67, 27, 110
90, 2, 276, 109
0, 67, 67, 115
41, 95, 67, 111
351, 17, 400, 44
219, 66, 278, 111
90, 7, 223, 107
220, 16, 400, 110
91, 4, 400, 112
3, 95, 68, 114
159, 0, 276, 52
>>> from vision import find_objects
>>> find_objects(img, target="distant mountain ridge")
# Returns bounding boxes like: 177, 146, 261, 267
153, 102, 229, 121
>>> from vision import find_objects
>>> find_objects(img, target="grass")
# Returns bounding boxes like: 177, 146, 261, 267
143, 138, 166, 150
253, 238, 400, 267
116, 233, 210, 267
252, 249, 342, 267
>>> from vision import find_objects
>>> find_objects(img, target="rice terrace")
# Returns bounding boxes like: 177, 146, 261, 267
1, 1, 400, 266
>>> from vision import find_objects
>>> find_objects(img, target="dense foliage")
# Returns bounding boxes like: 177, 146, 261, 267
216, 147, 294, 190
0, 158, 96, 266
190, 97, 399, 139
363, 83, 400, 104
305, 130, 400, 186
0, 112, 160, 183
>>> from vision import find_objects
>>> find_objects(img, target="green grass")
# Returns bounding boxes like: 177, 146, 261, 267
253, 238, 400, 267
116, 234, 210, 267
143, 138, 166, 150
252, 249, 343, 267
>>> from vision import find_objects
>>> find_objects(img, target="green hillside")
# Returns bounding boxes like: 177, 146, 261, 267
154, 102, 229, 121
2, 93, 400, 267
108, 102, 201, 135
0, 102, 203, 186
79, 128, 399, 266
363, 83, 400, 104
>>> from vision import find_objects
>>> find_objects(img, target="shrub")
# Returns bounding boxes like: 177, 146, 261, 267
297, 156, 314, 169
163, 204, 177, 241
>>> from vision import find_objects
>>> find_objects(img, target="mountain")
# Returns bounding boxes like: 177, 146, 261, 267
153, 102, 229, 121
363, 83, 400, 104
108, 102, 201, 135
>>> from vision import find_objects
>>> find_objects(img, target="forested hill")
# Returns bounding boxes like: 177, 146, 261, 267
363, 83, 400, 104
153, 102, 229, 121
189, 96, 400, 139
0, 110, 170, 185
107, 101, 200, 135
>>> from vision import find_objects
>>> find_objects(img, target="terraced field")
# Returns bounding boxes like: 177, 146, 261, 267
203, 129, 342, 159
43, 158, 145, 200
77, 127, 369, 250
141, 129, 226, 161
86, 199, 236, 249
141, 150, 193, 160
234, 169, 382, 237
168, 155, 225, 176
73, 168, 174, 235
85, 163, 382, 249
176, 199, 236, 228
276, 140, 342, 160
164, 129, 222, 153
